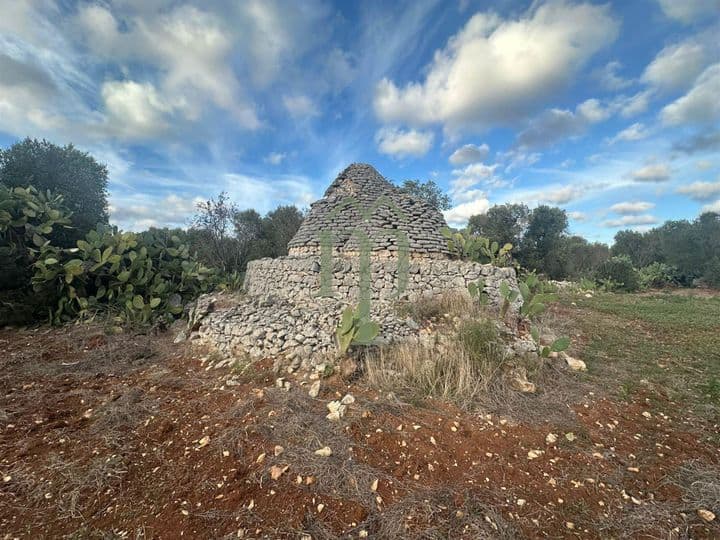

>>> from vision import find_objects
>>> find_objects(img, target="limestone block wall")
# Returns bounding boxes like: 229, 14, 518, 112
244, 255, 518, 308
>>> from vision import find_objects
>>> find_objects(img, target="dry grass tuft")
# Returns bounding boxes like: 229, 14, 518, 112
365, 319, 507, 410
672, 460, 720, 511
367, 488, 518, 539
397, 291, 476, 323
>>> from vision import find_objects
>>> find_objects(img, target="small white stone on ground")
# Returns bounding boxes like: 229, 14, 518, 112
308, 380, 321, 398
697, 509, 715, 522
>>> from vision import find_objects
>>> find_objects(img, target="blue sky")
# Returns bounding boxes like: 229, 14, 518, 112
0, 0, 718, 243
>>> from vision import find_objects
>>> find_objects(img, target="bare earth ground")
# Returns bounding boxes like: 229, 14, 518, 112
0, 291, 718, 539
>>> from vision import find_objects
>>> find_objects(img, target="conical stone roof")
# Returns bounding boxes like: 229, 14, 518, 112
288, 163, 450, 257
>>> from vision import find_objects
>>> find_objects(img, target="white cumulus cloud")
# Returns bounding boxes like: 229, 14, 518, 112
608, 123, 649, 144
375, 127, 434, 158
517, 99, 609, 149
101, 80, 179, 138
677, 181, 720, 201
630, 163, 671, 182
701, 200, 720, 213
610, 201, 656, 214
661, 64, 720, 125
449, 143, 489, 165
593, 60, 633, 90
643, 40, 710, 92
373, 1, 618, 132
603, 214, 659, 228
656, 0, 720, 23
443, 198, 491, 228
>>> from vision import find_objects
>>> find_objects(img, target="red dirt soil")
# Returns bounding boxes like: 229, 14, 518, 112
0, 325, 717, 538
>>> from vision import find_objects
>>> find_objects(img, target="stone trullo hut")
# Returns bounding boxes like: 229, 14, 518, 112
286, 163, 450, 258
195, 163, 519, 369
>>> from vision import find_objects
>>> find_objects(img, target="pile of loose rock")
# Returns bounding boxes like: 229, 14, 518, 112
190, 293, 421, 372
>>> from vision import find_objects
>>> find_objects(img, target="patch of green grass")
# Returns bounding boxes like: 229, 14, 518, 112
558, 291, 720, 418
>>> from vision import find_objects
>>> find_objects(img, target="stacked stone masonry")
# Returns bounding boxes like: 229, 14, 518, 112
288, 163, 450, 257
244, 255, 516, 308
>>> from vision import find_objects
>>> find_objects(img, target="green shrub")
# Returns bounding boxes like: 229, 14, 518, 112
31, 224, 222, 325
458, 319, 500, 364
0, 185, 73, 324
638, 262, 680, 289
0, 185, 73, 284
335, 301, 380, 354
702, 256, 720, 288
441, 227, 513, 266
594, 255, 640, 292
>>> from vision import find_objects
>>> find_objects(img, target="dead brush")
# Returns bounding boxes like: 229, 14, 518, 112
47, 453, 128, 519
671, 460, 720, 512
89, 387, 157, 449
364, 319, 507, 410
397, 291, 477, 323
366, 488, 518, 539
223, 387, 395, 510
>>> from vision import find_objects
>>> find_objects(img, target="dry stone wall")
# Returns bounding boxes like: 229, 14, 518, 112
244, 255, 517, 308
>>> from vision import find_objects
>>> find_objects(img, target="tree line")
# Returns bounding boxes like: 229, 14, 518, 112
2, 138, 719, 297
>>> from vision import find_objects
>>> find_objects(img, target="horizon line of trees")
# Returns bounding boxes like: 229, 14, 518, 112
2, 137, 719, 291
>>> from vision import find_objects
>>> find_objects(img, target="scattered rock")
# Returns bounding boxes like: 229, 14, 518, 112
339, 356, 360, 379
527, 449, 544, 460
562, 353, 587, 371
197, 436, 210, 449
273, 445, 284, 457
269, 465, 289, 480
326, 399, 347, 421
565, 432, 576, 442
545, 433, 558, 445
314, 446, 332, 457
697, 509, 716, 522
508, 366, 536, 393
308, 380, 321, 398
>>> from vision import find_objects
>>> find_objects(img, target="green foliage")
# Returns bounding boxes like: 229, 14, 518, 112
518, 205, 569, 278
703, 256, 720, 287
191, 196, 304, 273
556, 236, 611, 280
0, 185, 73, 323
530, 326, 570, 358
0, 184, 73, 267
0, 138, 108, 243
578, 277, 597, 291
638, 262, 680, 289
441, 227, 512, 266
468, 203, 529, 249
498, 280, 519, 319
517, 272, 559, 319
595, 255, 640, 292
400, 179, 451, 211
335, 301, 380, 354
458, 319, 500, 364
611, 213, 720, 287
30, 224, 221, 325
467, 278, 489, 305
